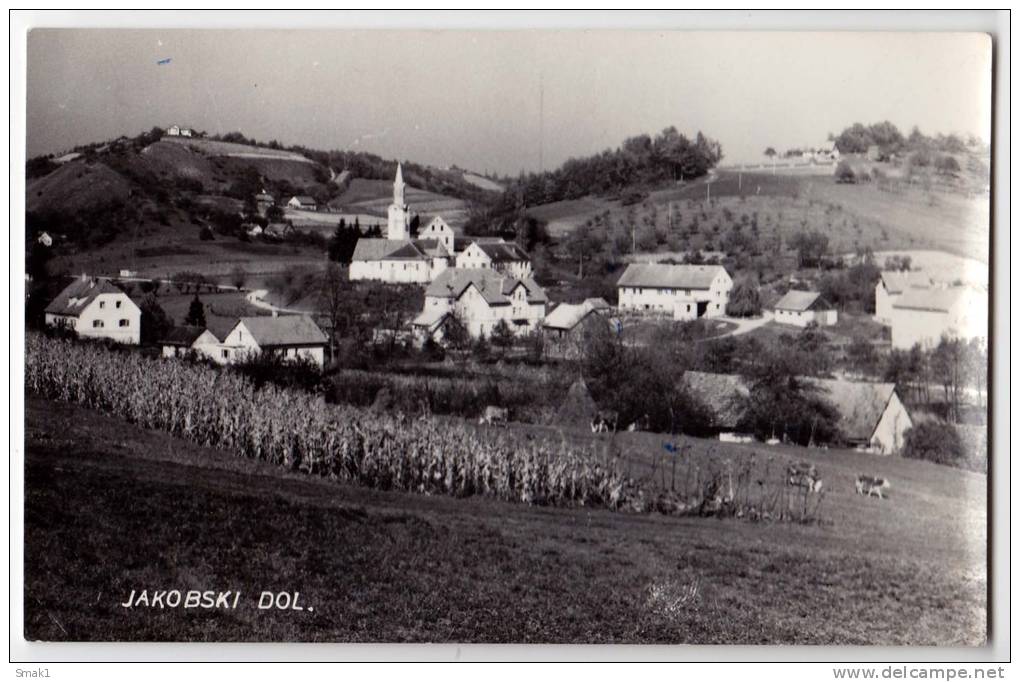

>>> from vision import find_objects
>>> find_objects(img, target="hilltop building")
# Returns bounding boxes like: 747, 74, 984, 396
616, 263, 732, 319
45, 275, 141, 345
286, 195, 317, 211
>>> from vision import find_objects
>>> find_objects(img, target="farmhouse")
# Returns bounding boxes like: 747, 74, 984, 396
543, 298, 612, 338
616, 263, 732, 319
682, 371, 912, 454
160, 325, 220, 359
808, 378, 912, 455
215, 315, 328, 367
890, 285, 988, 350
413, 268, 548, 342
875, 270, 933, 324
286, 195, 317, 211
44, 276, 141, 345
773, 290, 837, 327
455, 240, 533, 279
166, 125, 193, 137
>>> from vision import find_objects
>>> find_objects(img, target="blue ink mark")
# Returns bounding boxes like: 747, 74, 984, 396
157, 58, 172, 65
663, 442, 677, 454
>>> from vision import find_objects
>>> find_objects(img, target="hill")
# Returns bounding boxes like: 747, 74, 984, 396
25, 129, 489, 280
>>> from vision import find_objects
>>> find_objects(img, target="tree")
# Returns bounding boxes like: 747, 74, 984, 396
788, 230, 830, 268
725, 278, 762, 317
230, 266, 248, 290
184, 295, 206, 327
930, 336, 966, 422
902, 421, 964, 467
317, 263, 346, 361
442, 311, 471, 352
327, 219, 360, 263
764, 147, 777, 158
835, 160, 857, 184
490, 319, 515, 353
935, 155, 961, 176
139, 294, 173, 345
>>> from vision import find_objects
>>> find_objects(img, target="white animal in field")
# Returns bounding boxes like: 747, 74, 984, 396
590, 409, 619, 434
855, 475, 890, 499
478, 406, 509, 427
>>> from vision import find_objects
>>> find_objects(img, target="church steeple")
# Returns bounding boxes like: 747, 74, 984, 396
387, 163, 410, 240
393, 163, 406, 205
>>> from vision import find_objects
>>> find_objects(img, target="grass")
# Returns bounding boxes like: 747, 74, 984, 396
529, 170, 989, 264
24, 397, 985, 644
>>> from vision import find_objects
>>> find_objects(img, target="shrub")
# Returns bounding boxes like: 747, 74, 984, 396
901, 421, 965, 466
834, 161, 856, 184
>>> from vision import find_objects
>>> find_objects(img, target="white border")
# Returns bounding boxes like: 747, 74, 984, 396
7, 9, 1011, 664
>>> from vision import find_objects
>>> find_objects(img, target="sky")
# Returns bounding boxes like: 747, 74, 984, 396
26, 30, 992, 175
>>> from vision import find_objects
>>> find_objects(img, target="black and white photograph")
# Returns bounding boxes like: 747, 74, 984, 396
10, 12, 1007, 665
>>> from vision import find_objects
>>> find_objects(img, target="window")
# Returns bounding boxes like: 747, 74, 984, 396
119, 319, 129, 327
222, 350, 229, 359
99, 301, 106, 309
92, 320, 104, 328
116, 300, 122, 309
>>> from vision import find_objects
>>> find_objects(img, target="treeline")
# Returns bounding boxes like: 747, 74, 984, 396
465, 127, 724, 235
832, 122, 983, 157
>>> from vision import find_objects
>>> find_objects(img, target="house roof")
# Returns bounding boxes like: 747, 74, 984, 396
425, 268, 547, 305
682, 371, 905, 440
682, 371, 750, 430
234, 315, 327, 347
414, 239, 449, 258
472, 241, 530, 262
892, 286, 975, 313
807, 378, 901, 443
411, 307, 450, 331
880, 270, 931, 294
453, 236, 506, 252
543, 298, 611, 331
289, 195, 316, 204
774, 290, 828, 312
617, 263, 727, 290
159, 326, 209, 347
45, 278, 132, 316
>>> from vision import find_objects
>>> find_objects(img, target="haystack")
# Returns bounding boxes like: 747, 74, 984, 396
555, 378, 599, 428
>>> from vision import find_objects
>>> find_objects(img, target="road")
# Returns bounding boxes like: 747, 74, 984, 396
714, 311, 774, 338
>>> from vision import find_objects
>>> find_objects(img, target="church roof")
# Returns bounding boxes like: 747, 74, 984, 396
352, 238, 429, 262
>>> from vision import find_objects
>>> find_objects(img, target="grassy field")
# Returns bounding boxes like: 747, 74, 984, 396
527, 170, 989, 265
23, 397, 985, 644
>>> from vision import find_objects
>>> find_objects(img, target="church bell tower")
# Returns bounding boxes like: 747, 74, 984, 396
387, 163, 410, 240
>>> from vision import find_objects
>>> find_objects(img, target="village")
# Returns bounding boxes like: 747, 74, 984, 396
35, 150, 989, 464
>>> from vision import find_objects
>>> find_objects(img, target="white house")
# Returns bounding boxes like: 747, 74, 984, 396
455, 241, 533, 279
890, 285, 988, 350
213, 315, 328, 367
773, 290, 837, 327
44, 276, 141, 344
167, 125, 181, 136
413, 268, 548, 342
418, 216, 456, 254
813, 142, 840, 163
286, 195, 317, 211
875, 271, 933, 324
617, 263, 732, 318
160, 326, 221, 359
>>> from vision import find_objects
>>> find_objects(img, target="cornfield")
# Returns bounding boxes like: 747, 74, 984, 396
25, 333, 634, 510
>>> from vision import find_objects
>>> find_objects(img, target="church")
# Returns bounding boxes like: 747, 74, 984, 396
349, 164, 533, 285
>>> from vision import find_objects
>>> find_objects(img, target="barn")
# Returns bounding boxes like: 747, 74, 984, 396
773, 290, 837, 327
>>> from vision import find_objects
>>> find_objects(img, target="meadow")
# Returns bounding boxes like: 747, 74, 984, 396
23, 394, 986, 643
